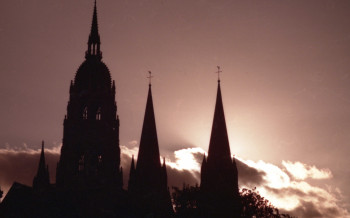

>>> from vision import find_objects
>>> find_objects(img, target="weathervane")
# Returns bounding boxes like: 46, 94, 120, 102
147, 71, 153, 85
215, 66, 222, 82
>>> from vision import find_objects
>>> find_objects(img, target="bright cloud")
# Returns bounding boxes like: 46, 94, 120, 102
120, 144, 139, 159
239, 158, 290, 189
237, 157, 349, 217
165, 147, 206, 172
282, 160, 333, 180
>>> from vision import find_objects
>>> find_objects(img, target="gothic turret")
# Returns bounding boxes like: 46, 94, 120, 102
200, 78, 241, 217
128, 80, 173, 217
86, 0, 101, 60
33, 141, 50, 191
56, 0, 122, 189
128, 155, 136, 192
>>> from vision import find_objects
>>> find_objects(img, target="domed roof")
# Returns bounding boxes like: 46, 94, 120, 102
74, 59, 111, 91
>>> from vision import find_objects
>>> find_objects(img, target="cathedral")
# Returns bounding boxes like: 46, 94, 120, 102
0, 1, 241, 217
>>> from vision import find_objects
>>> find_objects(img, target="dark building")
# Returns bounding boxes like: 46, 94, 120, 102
128, 83, 173, 217
56, 0, 122, 189
1, 2, 129, 217
200, 79, 241, 217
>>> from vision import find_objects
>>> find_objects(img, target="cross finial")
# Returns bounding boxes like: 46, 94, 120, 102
147, 71, 153, 86
215, 66, 222, 82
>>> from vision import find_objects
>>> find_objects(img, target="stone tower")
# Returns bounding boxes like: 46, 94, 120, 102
56, 0, 122, 189
128, 82, 173, 217
200, 79, 241, 217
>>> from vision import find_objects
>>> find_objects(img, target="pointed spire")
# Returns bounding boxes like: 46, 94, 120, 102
207, 80, 231, 162
161, 157, 168, 189
147, 71, 153, 86
89, 0, 100, 44
162, 157, 166, 168
86, 0, 101, 59
136, 84, 161, 171
33, 141, 50, 190
130, 155, 135, 171
39, 141, 46, 172
128, 155, 136, 192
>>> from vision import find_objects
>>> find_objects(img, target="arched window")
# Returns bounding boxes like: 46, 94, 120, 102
83, 107, 88, 120
96, 107, 101, 120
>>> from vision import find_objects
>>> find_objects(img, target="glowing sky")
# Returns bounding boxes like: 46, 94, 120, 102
1, 0, 350, 217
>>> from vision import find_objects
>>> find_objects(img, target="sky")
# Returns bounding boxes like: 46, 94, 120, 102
1, 0, 350, 217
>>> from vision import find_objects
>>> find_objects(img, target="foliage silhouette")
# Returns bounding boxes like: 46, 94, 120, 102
172, 184, 201, 217
172, 185, 295, 218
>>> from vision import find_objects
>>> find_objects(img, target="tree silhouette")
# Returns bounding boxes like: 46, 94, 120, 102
172, 184, 201, 217
172, 185, 295, 218
241, 187, 277, 217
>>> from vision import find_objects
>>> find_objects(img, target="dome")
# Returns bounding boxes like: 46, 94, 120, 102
74, 59, 111, 91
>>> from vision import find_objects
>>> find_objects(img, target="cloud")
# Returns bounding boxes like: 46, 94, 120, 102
282, 160, 333, 180
236, 158, 349, 218
0, 143, 61, 198
235, 158, 266, 186
120, 144, 202, 188
165, 147, 204, 172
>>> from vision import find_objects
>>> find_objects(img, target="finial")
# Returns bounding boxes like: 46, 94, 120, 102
215, 66, 222, 83
147, 71, 153, 86
42, 140, 44, 150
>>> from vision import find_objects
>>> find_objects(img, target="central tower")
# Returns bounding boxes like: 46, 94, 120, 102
56, 1, 122, 189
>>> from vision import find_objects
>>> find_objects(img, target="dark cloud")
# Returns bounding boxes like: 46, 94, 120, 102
166, 167, 200, 188
236, 158, 266, 187
0, 148, 60, 197
287, 200, 323, 218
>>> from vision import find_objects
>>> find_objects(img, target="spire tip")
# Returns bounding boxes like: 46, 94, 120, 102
147, 71, 153, 86
215, 66, 222, 82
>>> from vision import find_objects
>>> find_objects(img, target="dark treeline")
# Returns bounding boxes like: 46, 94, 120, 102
172, 184, 296, 218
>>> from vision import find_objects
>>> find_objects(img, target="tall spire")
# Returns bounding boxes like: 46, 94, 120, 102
38, 141, 47, 176
199, 77, 241, 217
207, 80, 231, 162
128, 80, 173, 217
136, 84, 161, 171
33, 141, 50, 191
86, 0, 101, 59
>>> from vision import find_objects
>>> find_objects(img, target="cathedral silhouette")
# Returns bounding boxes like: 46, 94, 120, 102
0, 1, 241, 217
